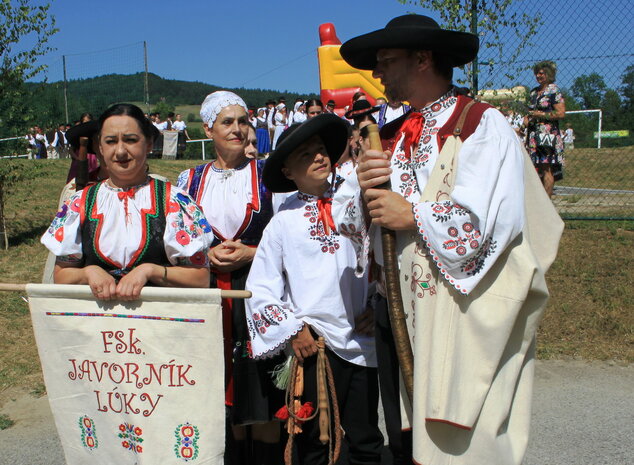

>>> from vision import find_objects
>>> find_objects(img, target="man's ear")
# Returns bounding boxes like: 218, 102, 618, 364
281, 166, 293, 180
415, 50, 433, 71
203, 123, 213, 140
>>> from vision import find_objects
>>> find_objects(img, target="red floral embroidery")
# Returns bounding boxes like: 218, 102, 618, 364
176, 230, 190, 245
189, 251, 206, 266
70, 198, 81, 212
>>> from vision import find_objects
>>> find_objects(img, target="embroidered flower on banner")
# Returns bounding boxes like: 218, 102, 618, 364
118, 422, 144, 454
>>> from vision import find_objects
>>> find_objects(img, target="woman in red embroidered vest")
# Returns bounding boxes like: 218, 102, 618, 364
41, 103, 212, 300
176, 91, 282, 465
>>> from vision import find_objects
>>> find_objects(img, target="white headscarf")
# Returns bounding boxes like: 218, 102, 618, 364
200, 91, 248, 127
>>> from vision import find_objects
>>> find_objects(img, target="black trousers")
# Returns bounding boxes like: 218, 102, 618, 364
374, 295, 412, 465
295, 348, 383, 465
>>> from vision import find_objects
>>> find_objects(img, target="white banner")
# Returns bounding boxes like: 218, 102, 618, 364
27, 284, 225, 465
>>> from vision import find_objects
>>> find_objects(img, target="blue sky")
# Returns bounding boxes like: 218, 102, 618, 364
31, 0, 633, 94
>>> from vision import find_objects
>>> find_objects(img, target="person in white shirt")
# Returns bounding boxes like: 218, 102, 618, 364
563, 123, 575, 150
246, 114, 383, 465
341, 14, 563, 465
172, 113, 189, 139
152, 113, 168, 131
271, 103, 287, 150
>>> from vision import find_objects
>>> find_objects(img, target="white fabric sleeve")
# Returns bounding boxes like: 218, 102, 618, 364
163, 187, 212, 267
245, 218, 303, 359
40, 191, 83, 261
412, 109, 525, 295
176, 169, 190, 190
331, 173, 369, 277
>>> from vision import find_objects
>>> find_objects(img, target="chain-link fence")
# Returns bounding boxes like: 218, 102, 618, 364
458, 0, 633, 220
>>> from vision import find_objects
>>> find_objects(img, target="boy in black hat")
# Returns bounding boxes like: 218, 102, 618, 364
245, 114, 383, 465
340, 14, 562, 465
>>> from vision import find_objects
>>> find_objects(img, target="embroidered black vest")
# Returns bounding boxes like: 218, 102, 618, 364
80, 179, 171, 280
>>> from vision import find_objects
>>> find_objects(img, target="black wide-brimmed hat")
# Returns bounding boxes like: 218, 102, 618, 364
344, 99, 378, 120
65, 121, 99, 153
340, 15, 479, 70
263, 114, 349, 193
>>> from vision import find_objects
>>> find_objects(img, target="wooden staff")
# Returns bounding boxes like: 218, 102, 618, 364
316, 338, 329, 444
0, 283, 251, 299
366, 124, 415, 403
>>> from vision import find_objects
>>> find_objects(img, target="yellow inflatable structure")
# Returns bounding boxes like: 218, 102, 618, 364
317, 23, 527, 113
317, 23, 385, 113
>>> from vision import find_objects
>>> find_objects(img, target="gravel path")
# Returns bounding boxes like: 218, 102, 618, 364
0, 360, 632, 465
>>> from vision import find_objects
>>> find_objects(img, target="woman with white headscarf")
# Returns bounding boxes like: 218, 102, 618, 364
176, 91, 282, 465
271, 103, 287, 150
255, 107, 271, 154
292, 101, 307, 124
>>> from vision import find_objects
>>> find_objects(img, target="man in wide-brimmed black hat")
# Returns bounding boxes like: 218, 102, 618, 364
341, 14, 563, 465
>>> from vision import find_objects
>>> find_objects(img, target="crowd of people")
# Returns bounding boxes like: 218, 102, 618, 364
38, 14, 565, 465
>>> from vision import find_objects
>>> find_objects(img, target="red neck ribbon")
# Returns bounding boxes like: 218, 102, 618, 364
316, 197, 336, 235
399, 111, 424, 160
117, 189, 136, 224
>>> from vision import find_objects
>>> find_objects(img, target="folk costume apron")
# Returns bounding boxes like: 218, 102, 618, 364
391, 101, 563, 465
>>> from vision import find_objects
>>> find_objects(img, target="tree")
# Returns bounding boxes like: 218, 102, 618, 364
0, 0, 58, 137
601, 89, 622, 129
151, 99, 175, 118
398, 0, 542, 91
621, 65, 634, 108
570, 73, 607, 110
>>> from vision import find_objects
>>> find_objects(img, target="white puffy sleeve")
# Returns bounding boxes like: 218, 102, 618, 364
176, 169, 190, 190
40, 191, 84, 263
163, 186, 212, 267
331, 172, 369, 277
245, 217, 303, 359
412, 109, 525, 294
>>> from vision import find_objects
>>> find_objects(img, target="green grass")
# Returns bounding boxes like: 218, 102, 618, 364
0, 414, 14, 430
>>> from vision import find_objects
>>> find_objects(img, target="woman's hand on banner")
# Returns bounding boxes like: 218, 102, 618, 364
84, 265, 117, 300
116, 263, 157, 301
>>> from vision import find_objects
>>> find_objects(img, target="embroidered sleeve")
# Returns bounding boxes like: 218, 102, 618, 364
412, 110, 525, 295
175, 170, 189, 190
245, 218, 303, 359
164, 187, 212, 267
331, 172, 370, 277
40, 191, 83, 260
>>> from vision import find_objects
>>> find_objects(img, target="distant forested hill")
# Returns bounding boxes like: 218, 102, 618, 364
20, 72, 317, 128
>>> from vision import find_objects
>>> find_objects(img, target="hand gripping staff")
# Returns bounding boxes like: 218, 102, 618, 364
366, 124, 414, 404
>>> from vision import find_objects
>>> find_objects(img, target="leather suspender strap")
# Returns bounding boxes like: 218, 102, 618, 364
452, 99, 479, 137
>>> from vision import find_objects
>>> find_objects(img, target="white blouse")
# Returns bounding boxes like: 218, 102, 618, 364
177, 161, 255, 241
245, 176, 374, 367
41, 179, 212, 268
379, 87, 525, 295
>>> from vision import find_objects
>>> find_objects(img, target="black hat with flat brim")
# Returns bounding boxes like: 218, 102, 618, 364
263, 113, 349, 193
340, 14, 479, 70
344, 99, 379, 120
65, 121, 99, 154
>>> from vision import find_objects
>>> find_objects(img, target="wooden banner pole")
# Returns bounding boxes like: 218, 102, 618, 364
0, 283, 251, 299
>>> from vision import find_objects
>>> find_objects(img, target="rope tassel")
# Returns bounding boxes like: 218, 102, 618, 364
281, 337, 342, 465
